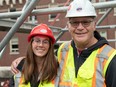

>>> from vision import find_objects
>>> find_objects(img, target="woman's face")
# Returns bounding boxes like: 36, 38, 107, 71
32, 35, 50, 57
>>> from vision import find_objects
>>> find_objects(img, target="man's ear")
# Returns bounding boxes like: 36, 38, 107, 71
94, 21, 96, 31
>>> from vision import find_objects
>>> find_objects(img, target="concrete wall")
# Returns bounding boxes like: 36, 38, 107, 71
0, 67, 13, 78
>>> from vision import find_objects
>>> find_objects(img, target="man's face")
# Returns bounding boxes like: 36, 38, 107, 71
67, 17, 96, 45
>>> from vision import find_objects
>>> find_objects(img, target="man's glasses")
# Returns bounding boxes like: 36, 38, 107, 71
69, 20, 94, 28
33, 38, 49, 45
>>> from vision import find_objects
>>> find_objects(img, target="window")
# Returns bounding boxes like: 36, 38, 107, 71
12, 0, 16, 4
2, 0, 7, 6
91, 0, 96, 3
28, 8, 37, 23
99, 0, 107, 14
99, 31, 107, 39
9, 4, 17, 20
9, 7, 17, 19
19, 0, 23, 4
48, 13, 59, 22
51, 0, 55, 3
28, 15, 38, 23
10, 7, 16, 12
10, 37, 19, 54
48, 4, 59, 22
48, 14, 57, 21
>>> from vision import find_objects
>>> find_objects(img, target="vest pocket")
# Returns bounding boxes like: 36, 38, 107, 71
76, 68, 94, 87
78, 67, 94, 80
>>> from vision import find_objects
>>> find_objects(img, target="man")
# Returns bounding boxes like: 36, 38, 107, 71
11, 0, 116, 87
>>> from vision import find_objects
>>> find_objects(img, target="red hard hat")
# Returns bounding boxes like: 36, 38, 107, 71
28, 23, 55, 44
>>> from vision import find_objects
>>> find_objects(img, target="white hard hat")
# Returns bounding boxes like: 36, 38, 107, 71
66, 0, 97, 18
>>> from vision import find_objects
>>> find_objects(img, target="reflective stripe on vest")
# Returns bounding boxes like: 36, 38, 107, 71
55, 42, 72, 87
58, 42, 116, 87
14, 72, 21, 87
92, 44, 115, 87
57, 42, 78, 87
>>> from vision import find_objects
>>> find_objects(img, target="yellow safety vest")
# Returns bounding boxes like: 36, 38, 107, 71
14, 42, 116, 87
19, 80, 54, 87
57, 42, 116, 87
14, 74, 54, 87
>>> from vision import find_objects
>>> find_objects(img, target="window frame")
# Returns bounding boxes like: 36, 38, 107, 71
10, 37, 19, 54
99, 0, 107, 14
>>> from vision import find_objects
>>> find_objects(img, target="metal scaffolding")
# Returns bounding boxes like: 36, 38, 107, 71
0, 0, 116, 52
0, 0, 40, 52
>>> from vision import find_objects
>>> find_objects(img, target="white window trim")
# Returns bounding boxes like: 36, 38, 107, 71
48, 4, 59, 22
99, 31, 107, 39
114, 7, 116, 16
48, 14, 59, 22
51, 0, 55, 3
98, 0, 106, 14
10, 37, 19, 54
99, 9, 107, 14
27, 16, 38, 23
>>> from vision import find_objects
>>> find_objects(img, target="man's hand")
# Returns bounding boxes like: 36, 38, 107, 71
11, 56, 25, 74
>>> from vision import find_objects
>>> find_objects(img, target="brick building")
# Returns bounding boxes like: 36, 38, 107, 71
0, 0, 116, 64
0, 0, 116, 86
0, 0, 116, 65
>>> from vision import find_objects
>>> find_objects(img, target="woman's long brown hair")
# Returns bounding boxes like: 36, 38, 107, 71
22, 39, 59, 84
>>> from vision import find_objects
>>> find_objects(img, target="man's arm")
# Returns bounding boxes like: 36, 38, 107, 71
11, 56, 25, 74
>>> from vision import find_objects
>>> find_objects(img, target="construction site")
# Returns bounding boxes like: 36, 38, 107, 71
0, 0, 116, 86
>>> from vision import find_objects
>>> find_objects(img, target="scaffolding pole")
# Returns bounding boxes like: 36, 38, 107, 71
55, 26, 68, 42
0, 0, 40, 52
0, 1, 116, 52
0, 46, 6, 59
96, 25, 116, 29
58, 25, 116, 34
0, 1, 116, 19
96, 8, 113, 26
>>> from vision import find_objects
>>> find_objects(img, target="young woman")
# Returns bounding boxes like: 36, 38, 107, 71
10, 23, 59, 87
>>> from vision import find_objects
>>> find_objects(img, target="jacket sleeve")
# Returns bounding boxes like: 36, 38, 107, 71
105, 55, 116, 87
17, 58, 25, 71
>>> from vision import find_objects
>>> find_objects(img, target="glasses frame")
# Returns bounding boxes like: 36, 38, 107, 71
32, 38, 50, 46
69, 19, 94, 28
